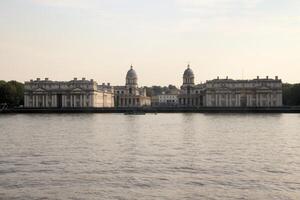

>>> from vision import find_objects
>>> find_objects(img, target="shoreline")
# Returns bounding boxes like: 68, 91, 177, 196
1, 107, 300, 114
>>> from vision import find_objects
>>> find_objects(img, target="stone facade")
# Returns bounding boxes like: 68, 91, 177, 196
24, 65, 283, 109
179, 65, 283, 107
178, 65, 206, 107
205, 76, 282, 107
114, 66, 151, 107
151, 93, 179, 106
24, 78, 114, 108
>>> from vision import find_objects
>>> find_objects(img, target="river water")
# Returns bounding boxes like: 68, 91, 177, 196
0, 114, 300, 200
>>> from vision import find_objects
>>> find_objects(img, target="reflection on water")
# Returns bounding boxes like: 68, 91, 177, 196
0, 114, 300, 200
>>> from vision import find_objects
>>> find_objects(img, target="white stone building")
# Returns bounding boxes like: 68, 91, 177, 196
178, 65, 283, 107
151, 92, 179, 106
114, 66, 151, 107
178, 65, 206, 107
24, 78, 114, 108
205, 76, 283, 107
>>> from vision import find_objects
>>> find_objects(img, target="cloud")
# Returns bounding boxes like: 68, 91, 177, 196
176, 0, 264, 17
173, 0, 300, 35
30, 0, 95, 9
176, 0, 263, 9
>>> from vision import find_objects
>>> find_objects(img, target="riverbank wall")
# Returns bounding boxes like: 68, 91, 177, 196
1, 106, 300, 114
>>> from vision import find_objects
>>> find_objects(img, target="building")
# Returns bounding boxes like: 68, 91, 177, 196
178, 65, 206, 107
178, 65, 283, 107
114, 66, 151, 107
205, 76, 283, 107
24, 78, 114, 108
151, 92, 179, 107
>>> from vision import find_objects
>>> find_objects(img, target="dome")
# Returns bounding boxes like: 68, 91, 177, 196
126, 65, 137, 79
183, 65, 194, 78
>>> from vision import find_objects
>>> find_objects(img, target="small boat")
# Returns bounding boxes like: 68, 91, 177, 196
124, 110, 146, 115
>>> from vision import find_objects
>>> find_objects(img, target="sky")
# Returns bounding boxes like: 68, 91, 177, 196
0, 0, 299, 86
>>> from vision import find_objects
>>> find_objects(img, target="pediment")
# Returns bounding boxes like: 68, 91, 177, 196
71, 87, 83, 92
256, 86, 271, 90
34, 88, 46, 92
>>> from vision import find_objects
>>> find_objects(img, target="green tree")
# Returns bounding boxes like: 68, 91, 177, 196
0, 80, 24, 107
282, 83, 300, 106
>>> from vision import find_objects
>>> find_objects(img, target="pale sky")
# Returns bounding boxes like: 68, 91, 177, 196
0, 0, 299, 86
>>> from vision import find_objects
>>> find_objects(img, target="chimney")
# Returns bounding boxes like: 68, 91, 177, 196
74, 77, 77, 81
45, 78, 49, 81
266, 76, 269, 80
37, 78, 40, 81
275, 76, 278, 80
30, 79, 33, 82
217, 76, 219, 80
90, 79, 94, 82
107, 83, 110, 86
102, 82, 105, 86
257, 76, 259, 79
82, 77, 86, 81
226, 76, 228, 80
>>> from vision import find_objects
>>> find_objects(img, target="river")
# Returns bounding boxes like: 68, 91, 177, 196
0, 114, 299, 199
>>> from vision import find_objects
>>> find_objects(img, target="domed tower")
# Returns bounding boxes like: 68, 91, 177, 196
183, 64, 195, 86
126, 65, 138, 88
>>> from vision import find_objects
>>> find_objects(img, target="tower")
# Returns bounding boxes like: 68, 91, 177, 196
183, 64, 195, 86
126, 65, 138, 88
126, 65, 138, 95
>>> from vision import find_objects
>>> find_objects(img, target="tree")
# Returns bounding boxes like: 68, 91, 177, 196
282, 83, 300, 106
0, 80, 24, 107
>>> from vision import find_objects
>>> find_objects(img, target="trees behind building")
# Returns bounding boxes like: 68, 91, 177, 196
0, 80, 24, 107
0, 81, 300, 107
283, 83, 300, 106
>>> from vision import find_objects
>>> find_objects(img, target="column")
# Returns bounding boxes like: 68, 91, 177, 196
226, 94, 229, 107
83, 94, 86, 107
52, 95, 55, 107
45, 95, 48, 108
62, 95, 65, 107
35, 95, 39, 107
24, 95, 27, 107
34, 95, 39, 108
43, 95, 45, 107
70, 95, 73, 107
259, 93, 261, 107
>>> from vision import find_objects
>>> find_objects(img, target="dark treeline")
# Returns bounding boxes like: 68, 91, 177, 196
0, 81, 300, 107
283, 83, 300, 106
0, 80, 24, 107
145, 85, 179, 96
